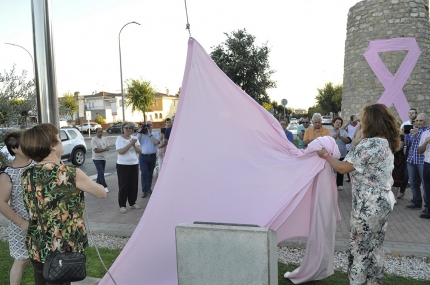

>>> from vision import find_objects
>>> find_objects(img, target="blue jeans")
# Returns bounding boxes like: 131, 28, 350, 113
139, 153, 156, 194
407, 162, 425, 206
93, 160, 107, 187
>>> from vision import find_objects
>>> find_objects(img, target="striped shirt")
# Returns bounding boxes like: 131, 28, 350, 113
405, 126, 430, 164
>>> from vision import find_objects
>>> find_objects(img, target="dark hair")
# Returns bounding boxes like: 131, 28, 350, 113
332, 116, 343, 126
3, 130, 23, 156
21, 123, 59, 162
302, 115, 309, 120
165, 118, 171, 122
361, 104, 399, 153
410, 108, 417, 114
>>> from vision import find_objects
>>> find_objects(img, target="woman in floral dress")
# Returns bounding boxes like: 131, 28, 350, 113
20, 123, 106, 285
317, 104, 399, 284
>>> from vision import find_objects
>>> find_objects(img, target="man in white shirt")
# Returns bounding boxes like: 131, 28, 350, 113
342, 114, 360, 182
91, 128, 110, 192
137, 121, 160, 198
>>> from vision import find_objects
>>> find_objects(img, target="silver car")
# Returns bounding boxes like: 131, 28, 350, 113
322, 116, 332, 125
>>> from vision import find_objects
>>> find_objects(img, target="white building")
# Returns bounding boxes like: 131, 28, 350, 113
79, 92, 178, 123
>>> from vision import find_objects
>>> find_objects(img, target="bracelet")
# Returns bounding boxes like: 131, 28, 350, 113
323, 153, 330, 159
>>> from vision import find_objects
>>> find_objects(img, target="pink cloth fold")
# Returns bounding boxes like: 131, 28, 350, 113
99, 38, 341, 285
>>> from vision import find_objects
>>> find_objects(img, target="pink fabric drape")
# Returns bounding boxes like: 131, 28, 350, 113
99, 38, 341, 285
363, 37, 421, 122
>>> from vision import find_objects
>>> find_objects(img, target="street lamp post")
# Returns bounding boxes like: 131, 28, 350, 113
5, 42, 35, 77
119, 21, 140, 123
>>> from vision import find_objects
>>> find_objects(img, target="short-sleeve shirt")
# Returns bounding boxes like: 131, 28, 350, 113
303, 126, 331, 142
116, 135, 140, 165
344, 138, 394, 195
297, 125, 307, 149
138, 131, 160, 154
22, 163, 87, 262
164, 127, 173, 140
91, 136, 109, 160
419, 130, 430, 163
285, 130, 294, 143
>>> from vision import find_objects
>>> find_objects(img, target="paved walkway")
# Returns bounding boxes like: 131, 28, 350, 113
1, 170, 430, 284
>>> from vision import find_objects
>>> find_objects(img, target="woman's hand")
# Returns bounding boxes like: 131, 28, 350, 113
19, 220, 29, 234
317, 148, 328, 158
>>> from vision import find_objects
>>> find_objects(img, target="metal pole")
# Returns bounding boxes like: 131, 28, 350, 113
119, 21, 140, 122
31, 0, 59, 126
5, 43, 35, 77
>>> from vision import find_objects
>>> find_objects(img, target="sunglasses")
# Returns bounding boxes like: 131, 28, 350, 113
302, 122, 309, 124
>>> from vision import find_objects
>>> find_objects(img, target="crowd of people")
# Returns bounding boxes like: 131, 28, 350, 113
1, 106, 429, 284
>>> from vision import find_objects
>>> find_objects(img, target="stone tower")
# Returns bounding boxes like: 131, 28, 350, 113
342, 0, 430, 121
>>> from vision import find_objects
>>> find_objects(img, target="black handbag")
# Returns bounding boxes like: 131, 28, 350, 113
30, 169, 87, 283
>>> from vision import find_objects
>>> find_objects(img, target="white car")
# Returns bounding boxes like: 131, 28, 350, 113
80, 123, 102, 134
59, 127, 87, 166
287, 125, 298, 141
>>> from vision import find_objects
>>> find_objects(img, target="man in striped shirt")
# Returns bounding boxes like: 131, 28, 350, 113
405, 113, 430, 211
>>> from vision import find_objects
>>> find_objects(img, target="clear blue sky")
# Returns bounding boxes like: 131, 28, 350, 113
0, 0, 360, 110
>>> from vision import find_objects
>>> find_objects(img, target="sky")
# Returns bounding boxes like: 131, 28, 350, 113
0, 0, 361, 110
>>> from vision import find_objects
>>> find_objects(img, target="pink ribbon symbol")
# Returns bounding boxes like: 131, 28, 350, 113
363, 38, 421, 122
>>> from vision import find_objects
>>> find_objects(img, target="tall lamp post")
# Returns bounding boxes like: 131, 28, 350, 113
119, 21, 140, 123
5, 42, 35, 76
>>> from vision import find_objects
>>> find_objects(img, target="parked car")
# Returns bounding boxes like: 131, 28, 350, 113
59, 127, 87, 166
287, 125, 298, 141
322, 116, 332, 125
106, 122, 138, 134
80, 123, 102, 134
290, 118, 298, 124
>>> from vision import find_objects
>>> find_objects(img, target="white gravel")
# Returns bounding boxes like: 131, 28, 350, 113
2, 225, 429, 280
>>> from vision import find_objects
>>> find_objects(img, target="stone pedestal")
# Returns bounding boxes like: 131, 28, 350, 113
175, 223, 278, 285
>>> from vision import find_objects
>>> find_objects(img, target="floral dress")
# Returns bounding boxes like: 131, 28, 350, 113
344, 138, 394, 285
21, 163, 88, 262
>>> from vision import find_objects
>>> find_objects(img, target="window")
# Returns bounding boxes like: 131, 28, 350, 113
159, 113, 163, 119
67, 130, 78, 139
60, 130, 69, 141
155, 114, 158, 119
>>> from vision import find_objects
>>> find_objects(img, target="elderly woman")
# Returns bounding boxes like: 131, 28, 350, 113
116, 122, 142, 213
330, 117, 352, 190
20, 123, 106, 285
317, 104, 399, 284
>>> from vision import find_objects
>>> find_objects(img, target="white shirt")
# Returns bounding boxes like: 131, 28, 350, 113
400, 120, 411, 130
419, 130, 430, 163
115, 135, 140, 165
345, 123, 359, 151
91, 136, 109, 160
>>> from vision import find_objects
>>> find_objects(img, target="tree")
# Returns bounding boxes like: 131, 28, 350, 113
0, 65, 36, 126
125, 79, 156, 123
210, 29, 277, 105
58, 92, 78, 120
262, 102, 272, 112
315, 82, 342, 115
308, 104, 324, 116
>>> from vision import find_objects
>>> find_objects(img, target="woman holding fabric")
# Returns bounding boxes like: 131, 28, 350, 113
317, 104, 399, 285
116, 122, 142, 213
20, 123, 106, 285
330, 117, 351, 191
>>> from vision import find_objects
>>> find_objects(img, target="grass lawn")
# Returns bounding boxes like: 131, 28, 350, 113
1, 241, 428, 284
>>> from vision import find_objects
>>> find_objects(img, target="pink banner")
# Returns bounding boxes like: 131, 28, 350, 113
363, 37, 421, 122
99, 38, 340, 285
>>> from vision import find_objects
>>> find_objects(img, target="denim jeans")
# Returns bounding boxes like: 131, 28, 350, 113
93, 160, 107, 187
407, 162, 425, 206
423, 162, 430, 212
139, 153, 156, 194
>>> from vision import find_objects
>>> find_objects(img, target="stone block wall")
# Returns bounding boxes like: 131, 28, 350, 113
342, 0, 430, 121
